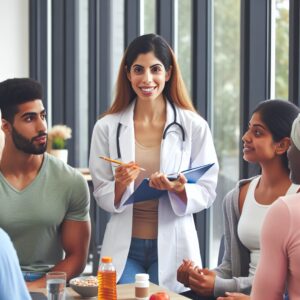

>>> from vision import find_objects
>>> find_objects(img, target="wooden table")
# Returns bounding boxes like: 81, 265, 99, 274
30, 283, 189, 299
116, 283, 189, 299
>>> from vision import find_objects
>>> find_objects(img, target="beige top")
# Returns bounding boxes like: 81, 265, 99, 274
132, 140, 160, 239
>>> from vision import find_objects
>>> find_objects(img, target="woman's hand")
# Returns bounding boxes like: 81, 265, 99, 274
114, 162, 141, 186
149, 172, 187, 202
177, 259, 195, 287
114, 162, 141, 206
217, 292, 250, 300
149, 172, 187, 192
188, 268, 216, 297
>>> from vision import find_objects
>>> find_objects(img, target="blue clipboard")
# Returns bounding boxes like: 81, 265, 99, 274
123, 163, 214, 205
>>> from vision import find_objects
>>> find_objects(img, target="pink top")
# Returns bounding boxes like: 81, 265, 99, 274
251, 193, 300, 300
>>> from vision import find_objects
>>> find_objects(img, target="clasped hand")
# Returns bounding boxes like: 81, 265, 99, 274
177, 261, 249, 299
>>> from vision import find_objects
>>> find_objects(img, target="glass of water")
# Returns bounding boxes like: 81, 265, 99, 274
46, 271, 66, 300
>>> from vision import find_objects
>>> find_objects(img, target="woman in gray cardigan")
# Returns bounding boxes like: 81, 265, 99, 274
177, 100, 300, 300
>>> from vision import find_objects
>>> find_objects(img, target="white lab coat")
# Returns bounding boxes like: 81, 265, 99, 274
89, 100, 219, 293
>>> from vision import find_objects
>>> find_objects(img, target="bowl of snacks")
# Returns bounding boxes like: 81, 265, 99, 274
69, 276, 98, 298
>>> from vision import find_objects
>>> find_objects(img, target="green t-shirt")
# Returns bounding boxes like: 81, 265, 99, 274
0, 153, 90, 272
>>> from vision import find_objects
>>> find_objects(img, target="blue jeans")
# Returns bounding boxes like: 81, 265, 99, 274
118, 238, 158, 284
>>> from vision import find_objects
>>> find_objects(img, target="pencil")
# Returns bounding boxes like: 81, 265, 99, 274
99, 156, 146, 171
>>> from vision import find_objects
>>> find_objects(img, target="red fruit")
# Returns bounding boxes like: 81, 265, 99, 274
149, 291, 170, 300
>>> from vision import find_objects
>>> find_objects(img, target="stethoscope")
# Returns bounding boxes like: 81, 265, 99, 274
116, 100, 185, 159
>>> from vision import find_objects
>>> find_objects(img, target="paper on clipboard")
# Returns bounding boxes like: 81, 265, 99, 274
123, 163, 214, 205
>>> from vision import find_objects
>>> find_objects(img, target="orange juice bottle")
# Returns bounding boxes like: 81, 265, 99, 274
98, 256, 117, 300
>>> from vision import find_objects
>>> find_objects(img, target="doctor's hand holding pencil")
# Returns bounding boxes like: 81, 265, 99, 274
100, 156, 144, 206
99, 156, 146, 188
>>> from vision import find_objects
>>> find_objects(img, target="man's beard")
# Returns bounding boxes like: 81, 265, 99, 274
12, 126, 47, 155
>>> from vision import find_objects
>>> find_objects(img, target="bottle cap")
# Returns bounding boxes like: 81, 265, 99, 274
135, 273, 149, 281
101, 256, 112, 263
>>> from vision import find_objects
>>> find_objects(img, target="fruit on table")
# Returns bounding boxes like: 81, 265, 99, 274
149, 291, 170, 300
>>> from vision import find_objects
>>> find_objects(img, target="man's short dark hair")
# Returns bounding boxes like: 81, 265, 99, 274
0, 78, 43, 123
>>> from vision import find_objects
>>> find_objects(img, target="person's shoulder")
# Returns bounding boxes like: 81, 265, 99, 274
179, 108, 206, 124
224, 178, 251, 199
0, 228, 9, 242
0, 228, 13, 252
222, 183, 239, 206
282, 192, 300, 201
222, 177, 254, 214
100, 113, 120, 123
178, 108, 210, 136
91, 113, 121, 139
94, 112, 122, 127
45, 153, 85, 182
264, 196, 291, 229
279, 193, 300, 211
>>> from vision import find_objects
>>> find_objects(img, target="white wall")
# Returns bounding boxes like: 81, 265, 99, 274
0, 0, 29, 82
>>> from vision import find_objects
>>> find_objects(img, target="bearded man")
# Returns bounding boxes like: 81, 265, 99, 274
0, 78, 91, 289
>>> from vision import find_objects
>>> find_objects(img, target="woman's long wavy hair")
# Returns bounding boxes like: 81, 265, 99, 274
105, 34, 196, 115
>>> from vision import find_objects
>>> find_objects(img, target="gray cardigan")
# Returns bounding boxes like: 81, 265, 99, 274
213, 178, 254, 297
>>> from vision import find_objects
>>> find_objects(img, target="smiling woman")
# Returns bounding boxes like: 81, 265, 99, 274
177, 100, 300, 300
126, 52, 171, 103
89, 33, 219, 293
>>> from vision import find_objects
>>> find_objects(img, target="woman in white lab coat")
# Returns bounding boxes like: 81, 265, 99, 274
89, 34, 219, 293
